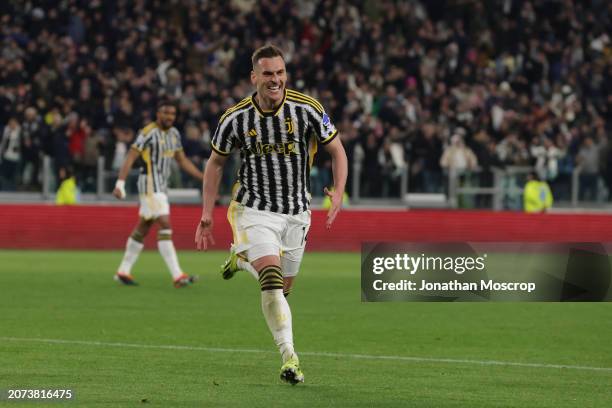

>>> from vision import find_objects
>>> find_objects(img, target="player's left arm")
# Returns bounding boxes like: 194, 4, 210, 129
175, 150, 204, 181
323, 137, 348, 229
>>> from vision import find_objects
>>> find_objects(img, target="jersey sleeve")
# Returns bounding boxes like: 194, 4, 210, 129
173, 129, 183, 152
310, 108, 338, 145
210, 116, 237, 156
131, 131, 152, 151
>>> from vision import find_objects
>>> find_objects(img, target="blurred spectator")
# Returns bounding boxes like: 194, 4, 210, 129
311, 149, 332, 198
440, 133, 478, 173
68, 115, 88, 174
48, 110, 71, 182
0, 117, 22, 190
472, 130, 504, 207
181, 121, 209, 188
111, 127, 135, 171
21, 107, 46, 189
378, 127, 407, 197
411, 122, 443, 193
530, 137, 562, 182
358, 132, 383, 197
600, 135, 612, 202
551, 132, 574, 201
440, 132, 478, 208
496, 133, 530, 167
576, 137, 602, 201
80, 122, 100, 192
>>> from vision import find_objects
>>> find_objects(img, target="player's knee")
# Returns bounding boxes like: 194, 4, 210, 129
157, 229, 172, 241
130, 230, 145, 243
157, 216, 171, 230
283, 277, 294, 297
258, 265, 283, 291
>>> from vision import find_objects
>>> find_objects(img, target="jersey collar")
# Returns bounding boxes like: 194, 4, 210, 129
251, 89, 286, 117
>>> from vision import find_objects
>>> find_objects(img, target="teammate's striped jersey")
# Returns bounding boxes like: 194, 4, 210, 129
211, 88, 338, 215
131, 122, 183, 194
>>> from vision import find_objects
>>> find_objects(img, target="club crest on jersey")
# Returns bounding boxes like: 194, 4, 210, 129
285, 118, 295, 134
248, 141, 297, 156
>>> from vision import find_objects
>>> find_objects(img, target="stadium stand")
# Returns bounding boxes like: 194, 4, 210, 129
0, 0, 611, 206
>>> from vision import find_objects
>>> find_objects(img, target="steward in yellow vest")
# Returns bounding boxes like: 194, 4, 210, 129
523, 172, 553, 213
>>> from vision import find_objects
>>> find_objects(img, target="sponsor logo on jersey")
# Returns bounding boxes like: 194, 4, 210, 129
247, 141, 297, 157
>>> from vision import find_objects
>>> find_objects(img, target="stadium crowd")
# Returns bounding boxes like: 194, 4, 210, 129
1, 0, 611, 203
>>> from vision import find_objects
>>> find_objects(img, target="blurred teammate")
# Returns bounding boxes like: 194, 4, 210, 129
195, 45, 348, 384
114, 100, 203, 288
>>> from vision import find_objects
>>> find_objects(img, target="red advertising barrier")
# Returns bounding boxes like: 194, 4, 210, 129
1, 204, 612, 251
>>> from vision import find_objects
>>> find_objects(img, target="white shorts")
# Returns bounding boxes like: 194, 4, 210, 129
139, 193, 170, 219
227, 201, 311, 277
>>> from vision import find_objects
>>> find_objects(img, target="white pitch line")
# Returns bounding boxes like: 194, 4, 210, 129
1, 336, 611, 373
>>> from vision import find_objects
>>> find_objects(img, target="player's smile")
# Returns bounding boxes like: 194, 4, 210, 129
266, 82, 284, 99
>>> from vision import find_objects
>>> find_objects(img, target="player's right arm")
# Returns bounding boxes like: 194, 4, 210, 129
113, 147, 140, 199
195, 151, 228, 250
195, 108, 237, 250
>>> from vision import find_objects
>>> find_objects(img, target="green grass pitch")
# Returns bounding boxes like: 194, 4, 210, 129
0, 250, 611, 407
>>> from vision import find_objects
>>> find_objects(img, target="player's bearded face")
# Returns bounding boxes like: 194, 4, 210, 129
252, 56, 287, 108
157, 106, 177, 129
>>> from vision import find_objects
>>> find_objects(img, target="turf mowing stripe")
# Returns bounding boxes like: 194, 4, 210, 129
2, 336, 611, 373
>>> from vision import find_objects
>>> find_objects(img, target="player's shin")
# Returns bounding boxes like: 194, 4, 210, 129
118, 231, 145, 274
157, 229, 183, 279
259, 265, 296, 363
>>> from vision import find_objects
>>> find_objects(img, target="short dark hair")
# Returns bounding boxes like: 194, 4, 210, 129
528, 171, 540, 181
157, 99, 177, 112
251, 44, 285, 68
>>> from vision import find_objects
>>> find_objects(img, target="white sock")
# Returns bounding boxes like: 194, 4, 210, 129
237, 258, 259, 280
157, 230, 183, 279
118, 237, 144, 274
261, 289, 295, 363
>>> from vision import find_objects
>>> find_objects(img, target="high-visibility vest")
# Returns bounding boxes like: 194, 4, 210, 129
523, 180, 553, 213
55, 176, 79, 205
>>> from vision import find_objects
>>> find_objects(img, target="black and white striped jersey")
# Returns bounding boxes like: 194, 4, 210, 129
131, 122, 183, 194
211, 89, 338, 215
